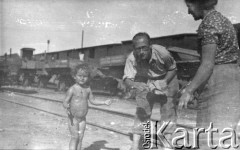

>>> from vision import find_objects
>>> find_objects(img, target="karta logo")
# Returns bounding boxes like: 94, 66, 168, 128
142, 121, 239, 149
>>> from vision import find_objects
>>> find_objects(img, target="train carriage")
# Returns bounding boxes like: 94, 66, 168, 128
1, 23, 239, 95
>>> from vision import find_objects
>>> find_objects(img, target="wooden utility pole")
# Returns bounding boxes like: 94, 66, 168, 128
47, 40, 50, 52
10, 48, 12, 57
81, 30, 84, 48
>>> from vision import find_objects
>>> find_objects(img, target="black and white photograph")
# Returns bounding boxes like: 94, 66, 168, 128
0, 0, 240, 150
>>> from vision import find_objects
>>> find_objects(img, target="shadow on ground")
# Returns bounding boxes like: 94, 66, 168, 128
84, 140, 119, 150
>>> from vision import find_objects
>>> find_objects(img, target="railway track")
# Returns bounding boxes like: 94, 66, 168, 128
1, 86, 197, 127
5, 86, 228, 149
0, 89, 184, 148
2, 89, 136, 119
2, 88, 196, 128
1, 89, 181, 148
2, 90, 239, 150
0, 91, 132, 136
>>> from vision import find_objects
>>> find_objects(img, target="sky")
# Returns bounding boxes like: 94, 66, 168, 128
0, 0, 240, 55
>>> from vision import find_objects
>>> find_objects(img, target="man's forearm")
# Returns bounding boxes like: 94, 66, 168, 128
164, 69, 177, 84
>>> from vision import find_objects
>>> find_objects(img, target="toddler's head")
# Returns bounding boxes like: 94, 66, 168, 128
72, 63, 91, 85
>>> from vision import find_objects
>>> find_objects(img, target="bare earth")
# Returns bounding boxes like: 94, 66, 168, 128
1, 87, 239, 149
0, 94, 131, 150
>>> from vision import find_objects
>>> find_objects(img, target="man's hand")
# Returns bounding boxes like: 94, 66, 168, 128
157, 80, 167, 90
132, 82, 149, 91
178, 91, 194, 110
124, 78, 148, 91
148, 80, 168, 95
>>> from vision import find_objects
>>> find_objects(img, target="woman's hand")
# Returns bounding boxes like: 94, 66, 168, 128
178, 90, 194, 110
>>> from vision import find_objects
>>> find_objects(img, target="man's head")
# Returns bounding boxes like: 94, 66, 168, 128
132, 32, 152, 61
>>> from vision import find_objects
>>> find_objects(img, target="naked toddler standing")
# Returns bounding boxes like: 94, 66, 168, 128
63, 64, 111, 150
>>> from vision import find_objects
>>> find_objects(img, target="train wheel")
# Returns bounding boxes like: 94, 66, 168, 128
23, 78, 29, 87
38, 76, 48, 88
38, 79, 44, 88
59, 81, 66, 91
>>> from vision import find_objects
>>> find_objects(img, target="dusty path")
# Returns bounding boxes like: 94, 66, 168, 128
0, 92, 132, 150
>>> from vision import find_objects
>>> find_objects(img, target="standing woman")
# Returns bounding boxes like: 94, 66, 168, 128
178, 0, 240, 149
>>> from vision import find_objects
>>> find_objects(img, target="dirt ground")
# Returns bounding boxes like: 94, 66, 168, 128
0, 93, 132, 150
1, 86, 239, 150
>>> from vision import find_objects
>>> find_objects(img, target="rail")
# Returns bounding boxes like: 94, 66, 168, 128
2, 89, 196, 129
0, 96, 130, 136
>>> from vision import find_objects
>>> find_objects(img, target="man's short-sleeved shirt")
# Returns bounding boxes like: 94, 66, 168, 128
197, 10, 239, 64
123, 44, 176, 80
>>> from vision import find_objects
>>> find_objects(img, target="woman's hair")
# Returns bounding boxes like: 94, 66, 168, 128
71, 63, 91, 76
185, 0, 218, 10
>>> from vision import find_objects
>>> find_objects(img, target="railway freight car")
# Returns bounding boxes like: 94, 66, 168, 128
0, 46, 122, 95
1, 23, 239, 96
0, 57, 6, 87
101, 22, 240, 96
120, 33, 201, 81
0, 53, 22, 86
0, 48, 40, 87
19, 48, 93, 91
32, 44, 123, 94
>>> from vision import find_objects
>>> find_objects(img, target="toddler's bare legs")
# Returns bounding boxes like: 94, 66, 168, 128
68, 117, 86, 150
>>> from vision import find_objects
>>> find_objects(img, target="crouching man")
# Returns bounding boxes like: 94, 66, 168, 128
123, 32, 179, 150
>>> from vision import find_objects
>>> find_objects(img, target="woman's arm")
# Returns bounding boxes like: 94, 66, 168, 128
186, 44, 216, 93
178, 43, 216, 109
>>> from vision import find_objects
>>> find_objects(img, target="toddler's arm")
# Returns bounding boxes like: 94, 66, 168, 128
63, 87, 73, 109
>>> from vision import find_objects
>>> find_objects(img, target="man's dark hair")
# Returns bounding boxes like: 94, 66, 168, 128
132, 32, 151, 44
185, 0, 218, 10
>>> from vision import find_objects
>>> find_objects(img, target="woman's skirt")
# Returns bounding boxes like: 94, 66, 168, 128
196, 64, 240, 150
